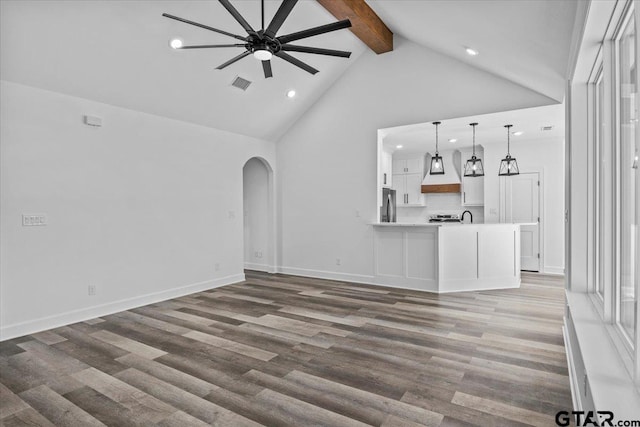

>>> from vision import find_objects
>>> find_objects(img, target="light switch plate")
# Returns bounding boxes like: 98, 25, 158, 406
22, 214, 47, 226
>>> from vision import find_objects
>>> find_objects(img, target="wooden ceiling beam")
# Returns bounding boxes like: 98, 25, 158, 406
315, 0, 393, 54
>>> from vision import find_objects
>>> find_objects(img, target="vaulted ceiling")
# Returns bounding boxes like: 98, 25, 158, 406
367, 0, 578, 103
0, 0, 579, 141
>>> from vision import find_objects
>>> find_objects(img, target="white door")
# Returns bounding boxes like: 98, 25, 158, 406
462, 176, 484, 206
392, 174, 406, 204
405, 173, 423, 205
405, 158, 422, 174
501, 172, 540, 272
392, 159, 406, 175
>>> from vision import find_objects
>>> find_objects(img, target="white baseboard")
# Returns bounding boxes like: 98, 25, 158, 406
277, 266, 520, 294
277, 266, 376, 286
244, 262, 272, 273
0, 273, 245, 342
562, 323, 582, 411
544, 265, 565, 275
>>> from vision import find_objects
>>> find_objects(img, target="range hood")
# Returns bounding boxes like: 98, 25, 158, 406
421, 150, 461, 193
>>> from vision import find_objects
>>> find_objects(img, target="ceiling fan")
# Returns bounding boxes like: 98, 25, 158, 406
162, 0, 353, 79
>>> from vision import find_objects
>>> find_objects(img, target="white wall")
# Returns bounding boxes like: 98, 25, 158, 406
483, 138, 565, 274
0, 81, 276, 339
243, 158, 271, 272
276, 36, 560, 282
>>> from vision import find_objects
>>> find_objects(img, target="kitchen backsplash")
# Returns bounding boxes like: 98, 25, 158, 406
396, 192, 484, 223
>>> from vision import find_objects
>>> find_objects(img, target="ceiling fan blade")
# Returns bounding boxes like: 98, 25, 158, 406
281, 44, 351, 58
264, 0, 298, 38
218, 0, 256, 35
277, 19, 352, 44
179, 44, 246, 49
275, 51, 318, 75
216, 51, 251, 70
262, 60, 273, 78
162, 13, 246, 41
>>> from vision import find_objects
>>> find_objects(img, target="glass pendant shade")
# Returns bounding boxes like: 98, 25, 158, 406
464, 155, 485, 176
430, 153, 445, 174
429, 121, 445, 175
464, 122, 484, 177
498, 124, 520, 176
498, 155, 520, 176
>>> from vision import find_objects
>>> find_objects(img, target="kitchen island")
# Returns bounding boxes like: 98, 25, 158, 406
372, 223, 521, 293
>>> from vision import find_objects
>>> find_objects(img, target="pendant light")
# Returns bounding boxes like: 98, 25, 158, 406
498, 124, 520, 176
430, 121, 445, 175
464, 122, 484, 177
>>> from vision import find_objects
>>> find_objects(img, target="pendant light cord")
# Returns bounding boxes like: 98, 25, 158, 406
505, 124, 513, 157
261, 0, 264, 30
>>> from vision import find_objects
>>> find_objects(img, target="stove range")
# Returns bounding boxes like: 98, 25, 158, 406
428, 214, 461, 223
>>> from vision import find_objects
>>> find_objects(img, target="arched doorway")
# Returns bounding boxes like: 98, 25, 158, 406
242, 157, 274, 273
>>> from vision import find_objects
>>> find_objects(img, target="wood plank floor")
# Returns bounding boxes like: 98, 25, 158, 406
0, 272, 573, 426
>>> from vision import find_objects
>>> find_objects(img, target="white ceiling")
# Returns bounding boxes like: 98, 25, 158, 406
0, 0, 366, 141
381, 104, 565, 155
367, 0, 578, 103
0, 1, 579, 141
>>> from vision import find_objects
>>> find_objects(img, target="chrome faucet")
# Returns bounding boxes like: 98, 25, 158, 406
462, 210, 473, 223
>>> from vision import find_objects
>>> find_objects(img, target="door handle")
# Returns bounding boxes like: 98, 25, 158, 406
463, 192, 466, 203
383, 173, 387, 185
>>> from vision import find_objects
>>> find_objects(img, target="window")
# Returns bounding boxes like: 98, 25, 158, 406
595, 67, 606, 299
616, 10, 638, 345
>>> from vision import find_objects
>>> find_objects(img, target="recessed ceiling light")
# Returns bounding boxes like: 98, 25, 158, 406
465, 47, 479, 56
286, 90, 296, 98
513, 131, 524, 136
396, 145, 403, 149
448, 138, 457, 143
169, 38, 183, 49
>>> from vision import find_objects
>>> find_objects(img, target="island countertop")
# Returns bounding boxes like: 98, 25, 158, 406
372, 222, 522, 293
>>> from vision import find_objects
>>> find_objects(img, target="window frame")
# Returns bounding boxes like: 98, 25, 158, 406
613, 4, 637, 350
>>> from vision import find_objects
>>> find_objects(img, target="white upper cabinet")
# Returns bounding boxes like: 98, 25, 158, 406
392, 154, 426, 206
392, 157, 424, 175
459, 148, 485, 206
381, 150, 393, 188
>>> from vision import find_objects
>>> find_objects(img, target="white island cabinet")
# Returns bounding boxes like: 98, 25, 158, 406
372, 223, 520, 293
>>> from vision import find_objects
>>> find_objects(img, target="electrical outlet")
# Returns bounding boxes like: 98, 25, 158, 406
214, 263, 220, 271
88, 285, 96, 296
258, 251, 262, 258
254, 251, 259, 258
355, 210, 360, 218
336, 258, 341, 266
22, 214, 47, 226
228, 210, 236, 219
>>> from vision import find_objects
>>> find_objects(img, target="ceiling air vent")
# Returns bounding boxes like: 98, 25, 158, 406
540, 125, 554, 131
231, 76, 251, 91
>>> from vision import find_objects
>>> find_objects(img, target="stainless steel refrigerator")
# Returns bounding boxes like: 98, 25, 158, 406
380, 188, 396, 222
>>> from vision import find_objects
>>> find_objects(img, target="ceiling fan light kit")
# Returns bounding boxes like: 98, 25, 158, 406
429, 121, 445, 175
498, 124, 520, 176
163, 0, 353, 79
464, 122, 484, 177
